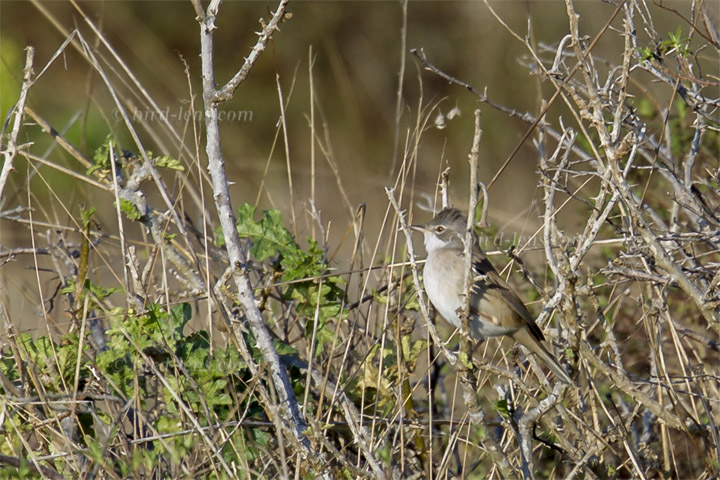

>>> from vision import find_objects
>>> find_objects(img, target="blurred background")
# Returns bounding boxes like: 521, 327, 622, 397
0, 1, 702, 331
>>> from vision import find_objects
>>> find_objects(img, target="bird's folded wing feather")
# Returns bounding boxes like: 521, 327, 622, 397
470, 249, 546, 342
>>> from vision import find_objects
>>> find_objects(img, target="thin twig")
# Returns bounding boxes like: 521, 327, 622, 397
0, 47, 34, 205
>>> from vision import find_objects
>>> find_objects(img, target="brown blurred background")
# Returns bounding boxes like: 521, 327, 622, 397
0, 1, 694, 332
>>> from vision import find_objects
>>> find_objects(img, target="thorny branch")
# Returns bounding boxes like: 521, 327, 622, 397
410, 0, 720, 476
193, 0, 323, 472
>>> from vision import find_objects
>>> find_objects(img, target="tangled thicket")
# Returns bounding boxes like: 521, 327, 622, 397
0, 0, 718, 478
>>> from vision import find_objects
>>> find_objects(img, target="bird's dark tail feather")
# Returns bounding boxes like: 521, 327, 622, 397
513, 328, 574, 385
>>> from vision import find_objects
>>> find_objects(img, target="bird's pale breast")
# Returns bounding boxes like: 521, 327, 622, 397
423, 248, 465, 329
424, 248, 519, 339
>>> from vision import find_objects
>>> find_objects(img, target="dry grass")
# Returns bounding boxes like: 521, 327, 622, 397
1, 1, 719, 478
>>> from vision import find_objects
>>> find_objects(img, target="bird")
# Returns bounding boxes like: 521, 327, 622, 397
411, 207, 573, 385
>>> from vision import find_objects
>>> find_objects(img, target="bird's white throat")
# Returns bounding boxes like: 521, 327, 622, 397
423, 232, 451, 253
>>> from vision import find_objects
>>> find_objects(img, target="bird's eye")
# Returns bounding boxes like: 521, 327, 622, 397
435, 226, 445, 233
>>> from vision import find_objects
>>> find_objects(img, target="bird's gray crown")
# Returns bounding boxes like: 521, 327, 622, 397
427, 208, 466, 232
423, 207, 469, 251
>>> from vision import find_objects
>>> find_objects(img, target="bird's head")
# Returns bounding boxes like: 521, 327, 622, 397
411, 207, 468, 252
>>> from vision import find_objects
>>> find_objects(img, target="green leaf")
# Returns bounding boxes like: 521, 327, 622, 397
119, 199, 144, 221
86, 280, 122, 302
154, 154, 185, 171
81, 207, 96, 228
408, 338, 429, 362
89, 134, 116, 177
170, 303, 192, 334
459, 350, 473, 369
668, 26, 682, 44
235, 204, 298, 261
376, 442, 391, 464
495, 398, 511, 420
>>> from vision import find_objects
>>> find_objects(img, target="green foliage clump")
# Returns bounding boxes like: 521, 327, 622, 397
0, 302, 278, 476
89, 134, 185, 180
220, 203, 347, 356
640, 26, 691, 61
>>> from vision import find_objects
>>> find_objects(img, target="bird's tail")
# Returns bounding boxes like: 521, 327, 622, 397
512, 329, 574, 385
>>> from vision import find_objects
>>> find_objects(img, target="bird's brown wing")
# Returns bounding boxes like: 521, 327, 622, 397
470, 248, 546, 343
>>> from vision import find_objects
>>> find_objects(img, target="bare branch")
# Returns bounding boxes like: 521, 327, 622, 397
196, 0, 320, 469
0, 47, 34, 205
213, 1, 290, 103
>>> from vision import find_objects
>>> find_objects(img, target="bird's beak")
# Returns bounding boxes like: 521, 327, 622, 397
410, 224, 427, 233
